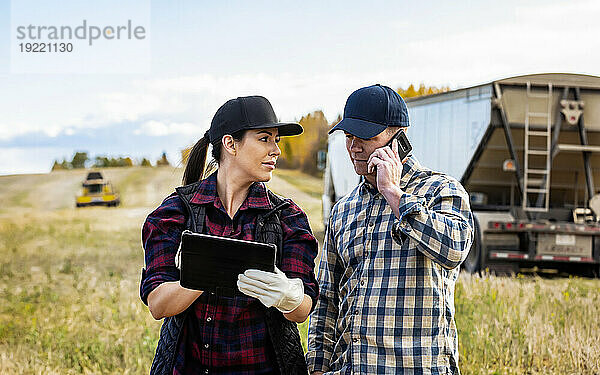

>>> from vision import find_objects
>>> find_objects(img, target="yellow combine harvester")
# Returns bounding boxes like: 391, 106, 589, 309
76, 171, 120, 207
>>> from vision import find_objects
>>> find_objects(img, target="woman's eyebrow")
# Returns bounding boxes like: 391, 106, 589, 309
257, 130, 273, 136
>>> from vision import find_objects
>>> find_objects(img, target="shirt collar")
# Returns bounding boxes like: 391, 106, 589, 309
189, 171, 273, 210
359, 155, 421, 195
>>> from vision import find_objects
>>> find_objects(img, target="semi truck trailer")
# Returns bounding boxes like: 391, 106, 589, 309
322, 73, 600, 274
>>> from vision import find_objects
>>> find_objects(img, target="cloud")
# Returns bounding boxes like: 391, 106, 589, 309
516, 0, 600, 22
134, 120, 203, 137
1, 0, 599, 146
399, 0, 600, 86
141, 71, 403, 124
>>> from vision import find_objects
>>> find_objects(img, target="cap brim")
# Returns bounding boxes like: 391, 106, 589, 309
328, 117, 387, 139
245, 122, 303, 137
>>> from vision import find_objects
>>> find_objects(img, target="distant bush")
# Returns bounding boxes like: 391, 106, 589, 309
156, 152, 170, 167
93, 156, 133, 168
51, 152, 152, 171
51, 151, 88, 171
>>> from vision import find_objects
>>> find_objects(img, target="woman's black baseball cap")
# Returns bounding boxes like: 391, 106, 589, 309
208, 96, 303, 143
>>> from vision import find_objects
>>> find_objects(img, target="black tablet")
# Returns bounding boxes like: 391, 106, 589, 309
179, 230, 276, 296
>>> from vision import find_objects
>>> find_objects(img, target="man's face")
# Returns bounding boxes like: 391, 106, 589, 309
344, 129, 396, 177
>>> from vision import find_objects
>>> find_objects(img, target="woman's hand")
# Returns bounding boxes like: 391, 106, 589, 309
147, 281, 203, 320
237, 267, 311, 322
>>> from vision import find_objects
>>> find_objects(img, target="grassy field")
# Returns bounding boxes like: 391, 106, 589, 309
0, 166, 599, 374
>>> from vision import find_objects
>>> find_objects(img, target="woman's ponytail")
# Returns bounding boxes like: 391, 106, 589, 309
182, 131, 210, 185
181, 128, 246, 185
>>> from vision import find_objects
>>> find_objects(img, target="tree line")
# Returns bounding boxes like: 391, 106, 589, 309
397, 83, 450, 98
51, 151, 170, 171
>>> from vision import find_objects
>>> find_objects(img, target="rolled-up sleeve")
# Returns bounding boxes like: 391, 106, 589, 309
279, 201, 320, 310
139, 193, 186, 305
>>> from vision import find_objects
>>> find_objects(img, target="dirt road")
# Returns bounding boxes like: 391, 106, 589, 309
0, 166, 324, 236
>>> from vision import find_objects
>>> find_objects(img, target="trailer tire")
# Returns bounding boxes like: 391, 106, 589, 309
464, 218, 482, 274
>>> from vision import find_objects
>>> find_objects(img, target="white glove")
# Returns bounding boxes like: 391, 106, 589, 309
237, 267, 304, 313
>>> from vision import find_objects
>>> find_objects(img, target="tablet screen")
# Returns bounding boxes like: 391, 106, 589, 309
179, 230, 276, 296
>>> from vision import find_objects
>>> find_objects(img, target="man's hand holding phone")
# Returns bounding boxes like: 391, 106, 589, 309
367, 130, 411, 220
367, 134, 404, 193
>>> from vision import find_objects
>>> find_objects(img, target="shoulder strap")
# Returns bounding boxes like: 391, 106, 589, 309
263, 190, 291, 219
177, 185, 287, 264
255, 190, 290, 267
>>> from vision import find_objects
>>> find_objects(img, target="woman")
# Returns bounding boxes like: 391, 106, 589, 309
140, 95, 319, 375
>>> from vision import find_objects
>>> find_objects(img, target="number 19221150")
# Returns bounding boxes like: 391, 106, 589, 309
19, 43, 73, 53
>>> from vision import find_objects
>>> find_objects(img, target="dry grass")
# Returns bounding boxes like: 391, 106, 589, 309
0, 167, 599, 374
0, 209, 160, 374
456, 272, 600, 374
0, 167, 180, 374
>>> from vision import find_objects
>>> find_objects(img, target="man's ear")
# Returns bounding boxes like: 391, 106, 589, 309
222, 135, 236, 156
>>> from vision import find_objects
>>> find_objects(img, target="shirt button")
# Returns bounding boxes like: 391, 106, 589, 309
206, 317, 212, 322
204, 344, 210, 349
360, 280, 365, 286
368, 221, 374, 227
353, 338, 359, 343
204, 370, 209, 374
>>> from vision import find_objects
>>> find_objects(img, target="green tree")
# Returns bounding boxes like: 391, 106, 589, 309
51, 160, 66, 171
156, 152, 170, 167
92, 155, 135, 168
277, 137, 296, 169
122, 157, 133, 167
93, 156, 109, 168
71, 152, 88, 169
277, 110, 329, 175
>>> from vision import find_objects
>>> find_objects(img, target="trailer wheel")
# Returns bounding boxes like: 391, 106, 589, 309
464, 218, 482, 274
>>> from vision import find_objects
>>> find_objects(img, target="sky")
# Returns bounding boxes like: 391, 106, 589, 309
1, 0, 599, 175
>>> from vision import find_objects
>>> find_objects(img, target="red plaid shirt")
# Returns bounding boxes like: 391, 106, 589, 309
140, 172, 319, 374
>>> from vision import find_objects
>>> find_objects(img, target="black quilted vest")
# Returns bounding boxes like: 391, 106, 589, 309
147, 181, 308, 374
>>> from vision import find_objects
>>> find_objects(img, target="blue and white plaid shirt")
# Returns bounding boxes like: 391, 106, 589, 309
307, 156, 474, 375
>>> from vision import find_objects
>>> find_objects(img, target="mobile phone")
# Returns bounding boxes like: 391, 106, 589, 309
385, 130, 412, 160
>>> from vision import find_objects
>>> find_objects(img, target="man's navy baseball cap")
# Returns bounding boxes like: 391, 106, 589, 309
209, 96, 303, 143
329, 84, 409, 139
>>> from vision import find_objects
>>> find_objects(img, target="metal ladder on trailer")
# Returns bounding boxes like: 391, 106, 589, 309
523, 82, 553, 212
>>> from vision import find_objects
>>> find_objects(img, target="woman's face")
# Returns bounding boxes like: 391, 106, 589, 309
233, 127, 281, 182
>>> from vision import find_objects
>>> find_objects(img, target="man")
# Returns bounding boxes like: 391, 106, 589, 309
307, 84, 474, 374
